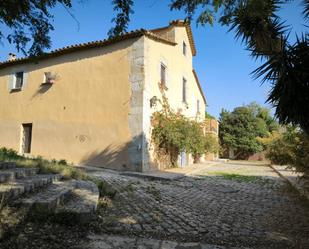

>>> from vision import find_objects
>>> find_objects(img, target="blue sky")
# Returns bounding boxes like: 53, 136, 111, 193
0, 0, 306, 118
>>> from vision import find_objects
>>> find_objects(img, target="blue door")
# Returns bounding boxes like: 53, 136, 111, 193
180, 151, 187, 167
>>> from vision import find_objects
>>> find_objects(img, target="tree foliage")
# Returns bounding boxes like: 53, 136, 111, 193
0, 0, 72, 56
108, 0, 134, 37
266, 126, 309, 178
152, 110, 218, 166
151, 82, 218, 167
205, 111, 216, 119
219, 102, 278, 159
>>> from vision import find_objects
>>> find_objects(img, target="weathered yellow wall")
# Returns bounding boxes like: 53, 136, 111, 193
143, 26, 206, 170
0, 25, 206, 172
145, 26, 206, 119
0, 39, 140, 170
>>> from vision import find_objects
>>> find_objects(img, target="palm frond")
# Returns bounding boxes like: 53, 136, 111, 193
254, 34, 309, 133
303, 0, 309, 20
228, 0, 287, 58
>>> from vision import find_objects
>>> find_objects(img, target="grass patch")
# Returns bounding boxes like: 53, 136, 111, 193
207, 171, 271, 184
0, 147, 89, 181
96, 181, 117, 198
16, 157, 90, 181
0, 147, 115, 198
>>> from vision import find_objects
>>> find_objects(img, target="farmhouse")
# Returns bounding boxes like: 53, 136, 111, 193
0, 20, 206, 172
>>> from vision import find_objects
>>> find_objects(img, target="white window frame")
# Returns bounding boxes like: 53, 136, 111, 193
13, 71, 24, 90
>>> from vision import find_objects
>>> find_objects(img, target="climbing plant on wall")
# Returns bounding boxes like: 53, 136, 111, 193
151, 83, 218, 167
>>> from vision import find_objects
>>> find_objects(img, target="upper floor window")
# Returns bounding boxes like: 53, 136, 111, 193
160, 63, 166, 86
197, 99, 200, 113
14, 72, 24, 89
182, 77, 187, 103
183, 41, 187, 56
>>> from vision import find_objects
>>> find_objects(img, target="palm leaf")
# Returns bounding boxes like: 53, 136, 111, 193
303, 0, 309, 20
254, 35, 309, 133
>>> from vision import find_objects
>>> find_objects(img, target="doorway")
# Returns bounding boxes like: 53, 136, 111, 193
180, 151, 187, 167
21, 123, 32, 154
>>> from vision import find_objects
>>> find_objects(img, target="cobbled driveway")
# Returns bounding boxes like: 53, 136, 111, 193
86, 162, 309, 249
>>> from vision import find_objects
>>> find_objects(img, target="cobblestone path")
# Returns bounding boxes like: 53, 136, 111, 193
1, 162, 308, 249
88, 162, 309, 249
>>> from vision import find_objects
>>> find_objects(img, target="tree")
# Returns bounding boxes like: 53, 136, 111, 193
219, 103, 278, 159
0, 0, 73, 56
205, 111, 216, 119
108, 0, 134, 37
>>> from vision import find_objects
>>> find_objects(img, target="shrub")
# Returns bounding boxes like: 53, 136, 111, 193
151, 111, 219, 166
151, 81, 218, 167
266, 127, 309, 177
152, 111, 205, 166
204, 134, 219, 154
0, 147, 22, 161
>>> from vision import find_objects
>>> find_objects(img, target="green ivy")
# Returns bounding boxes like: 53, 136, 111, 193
151, 110, 218, 166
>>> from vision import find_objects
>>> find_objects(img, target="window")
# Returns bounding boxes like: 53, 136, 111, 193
197, 99, 200, 113
14, 72, 24, 89
183, 42, 187, 56
160, 63, 166, 86
182, 77, 187, 103
21, 123, 32, 154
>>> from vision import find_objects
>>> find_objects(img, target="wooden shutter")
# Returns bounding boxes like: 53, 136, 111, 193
8, 74, 15, 91
160, 64, 166, 86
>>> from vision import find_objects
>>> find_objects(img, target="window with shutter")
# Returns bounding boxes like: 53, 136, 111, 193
182, 77, 187, 103
197, 99, 200, 113
183, 42, 187, 56
14, 72, 24, 89
160, 63, 166, 86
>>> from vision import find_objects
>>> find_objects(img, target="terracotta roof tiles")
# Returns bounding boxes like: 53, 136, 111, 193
0, 29, 176, 69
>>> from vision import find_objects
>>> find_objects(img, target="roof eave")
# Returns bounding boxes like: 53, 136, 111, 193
0, 30, 176, 70
192, 69, 207, 105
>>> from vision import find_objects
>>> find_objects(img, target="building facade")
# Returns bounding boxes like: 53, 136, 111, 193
0, 20, 206, 172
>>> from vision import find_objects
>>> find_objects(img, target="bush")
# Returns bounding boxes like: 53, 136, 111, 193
151, 111, 219, 166
151, 82, 218, 167
0, 147, 22, 161
204, 134, 219, 154
266, 127, 309, 177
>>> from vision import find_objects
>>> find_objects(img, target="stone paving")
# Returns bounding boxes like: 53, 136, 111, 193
81, 234, 247, 249
88, 162, 309, 249
1, 161, 309, 249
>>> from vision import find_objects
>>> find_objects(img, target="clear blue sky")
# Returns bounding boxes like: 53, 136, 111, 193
0, 0, 306, 118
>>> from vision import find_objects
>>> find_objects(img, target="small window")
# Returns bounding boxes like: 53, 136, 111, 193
14, 72, 24, 89
197, 99, 200, 113
160, 63, 166, 86
182, 77, 187, 103
21, 123, 32, 154
183, 42, 187, 56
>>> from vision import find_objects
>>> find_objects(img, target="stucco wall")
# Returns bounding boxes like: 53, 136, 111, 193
143, 26, 206, 170
0, 38, 143, 171
145, 27, 205, 119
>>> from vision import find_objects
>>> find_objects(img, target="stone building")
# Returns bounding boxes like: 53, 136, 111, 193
0, 20, 206, 172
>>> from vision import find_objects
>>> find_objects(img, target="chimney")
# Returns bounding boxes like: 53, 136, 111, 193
8, 53, 16, 61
